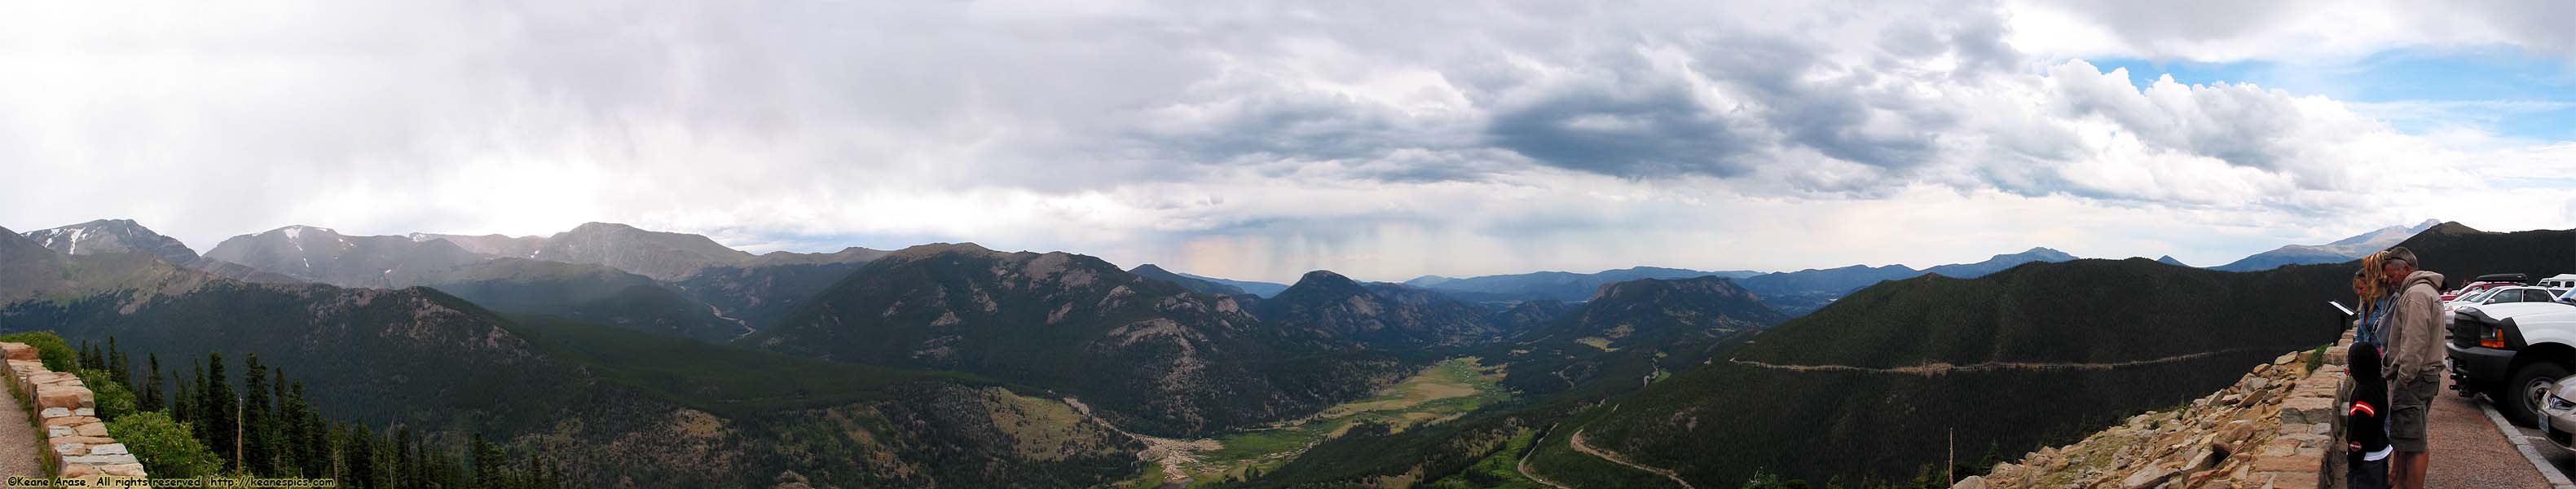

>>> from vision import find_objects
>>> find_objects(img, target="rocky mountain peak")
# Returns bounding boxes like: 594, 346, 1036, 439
20, 218, 200, 265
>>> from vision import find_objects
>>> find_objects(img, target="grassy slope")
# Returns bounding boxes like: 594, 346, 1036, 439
499, 314, 989, 416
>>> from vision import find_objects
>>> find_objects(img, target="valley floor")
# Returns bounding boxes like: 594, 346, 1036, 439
1116, 357, 1513, 488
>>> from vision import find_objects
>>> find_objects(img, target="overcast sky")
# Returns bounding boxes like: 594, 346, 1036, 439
7, 1, 2576, 283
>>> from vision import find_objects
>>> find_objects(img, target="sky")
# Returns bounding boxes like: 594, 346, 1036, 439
7, 1, 2576, 284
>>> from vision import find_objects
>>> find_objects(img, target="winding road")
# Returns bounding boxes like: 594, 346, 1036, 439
1569, 429, 1696, 489
1726, 347, 2280, 376
1516, 424, 1573, 489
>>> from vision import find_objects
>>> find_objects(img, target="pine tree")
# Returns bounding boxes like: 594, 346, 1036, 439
244, 354, 275, 475
471, 434, 502, 489
297, 383, 328, 479
78, 340, 99, 371
201, 352, 237, 473
394, 425, 417, 489
345, 424, 378, 489
140, 355, 164, 413
107, 337, 126, 385
185, 359, 205, 431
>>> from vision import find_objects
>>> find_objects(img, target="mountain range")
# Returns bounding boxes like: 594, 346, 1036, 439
0, 224, 1154, 487
2, 214, 2514, 488
1732, 247, 2079, 315
2208, 218, 2441, 271
1398, 267, 1764, 303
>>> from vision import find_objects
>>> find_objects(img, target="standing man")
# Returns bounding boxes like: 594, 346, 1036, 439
2380, 247, 2443, 489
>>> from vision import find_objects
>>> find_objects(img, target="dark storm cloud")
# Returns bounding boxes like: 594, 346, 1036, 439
1484, 82, 1764, 179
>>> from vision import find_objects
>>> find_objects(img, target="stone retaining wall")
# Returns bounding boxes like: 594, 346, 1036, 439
1962, 331, 2354, 489
0, 341, 148, 482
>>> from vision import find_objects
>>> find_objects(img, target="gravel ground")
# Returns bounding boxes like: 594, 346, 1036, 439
2428, 376, 2554, 488
0, 385, 39, 483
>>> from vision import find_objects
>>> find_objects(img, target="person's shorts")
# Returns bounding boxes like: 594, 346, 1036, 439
2389, 374, 2439, 452
2348, 456, 2391, 489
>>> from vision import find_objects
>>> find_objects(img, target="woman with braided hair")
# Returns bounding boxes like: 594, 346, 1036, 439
2354, 250, 2395, 347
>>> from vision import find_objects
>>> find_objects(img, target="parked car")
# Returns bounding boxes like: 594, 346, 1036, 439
2543, 377, 2576, 451
2541, 274, 2576, 289
2448, 281, 2526, 302
2448, 301, 2576, 425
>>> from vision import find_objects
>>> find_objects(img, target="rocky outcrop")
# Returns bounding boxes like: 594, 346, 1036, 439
1969, 333, 2354, 489
0, 342, 146, 482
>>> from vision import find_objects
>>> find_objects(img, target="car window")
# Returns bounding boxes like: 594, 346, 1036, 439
2464, 289, 2498, 302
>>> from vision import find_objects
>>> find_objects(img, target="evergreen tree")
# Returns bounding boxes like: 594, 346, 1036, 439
243, 354, 275, 475
345, 424, 378, 489
79, 340, 99, 371
201, 352, 237, 473
297, 382, 328, 479
185, 359, 205, 431
471, 434, 503, 489
108, 337, 126, 385
394, 425, 416, 489
140, 354, 164, 413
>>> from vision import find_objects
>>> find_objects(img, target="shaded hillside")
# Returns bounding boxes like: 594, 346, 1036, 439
1130, 263, 1249, 296
1492, 276, 1787, 398
672, 260, 875, 332
0, 234, 1146, 487
1548, 258, 2359, 485
2385, 222, 2576, 289
746, 244, 1414, 435
1255, 271, 1498, 350
415, 258, 745, 342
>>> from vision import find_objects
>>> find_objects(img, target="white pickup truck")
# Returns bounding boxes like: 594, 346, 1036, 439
2448, 301, 2576, 425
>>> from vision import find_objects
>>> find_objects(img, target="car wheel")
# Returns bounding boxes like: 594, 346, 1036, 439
2506, 363, 2573, 427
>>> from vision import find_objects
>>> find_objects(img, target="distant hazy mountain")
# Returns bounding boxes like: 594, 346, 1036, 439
1127, 263, 1248, 296
1919, 247, 2078, 277
17, 219, 302, 284
2212, 219, 2441, 271
20, 218, 200, 265
1733, 247, 2076, 316
525, 222, 757, 281
1177, 271, 1290, 297
205, 225, 490, 287
206, 225, 743, 341
2156, 255, 2189, 267
1401, 266, 1766, 303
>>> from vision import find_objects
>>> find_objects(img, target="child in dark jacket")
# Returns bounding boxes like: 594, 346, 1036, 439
2348, 342, 2391, 489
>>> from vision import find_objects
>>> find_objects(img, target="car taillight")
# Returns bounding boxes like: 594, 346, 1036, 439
2482, 327, 2509, 349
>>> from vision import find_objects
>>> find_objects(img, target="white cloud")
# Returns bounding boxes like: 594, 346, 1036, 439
2, 1, 2571, 283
